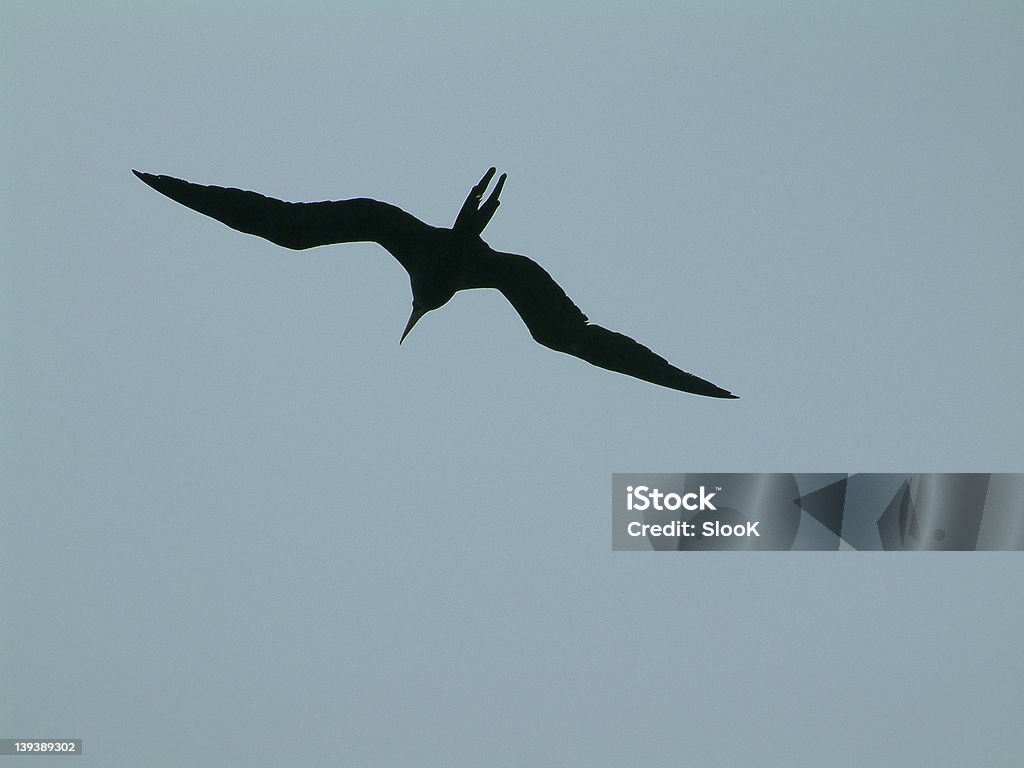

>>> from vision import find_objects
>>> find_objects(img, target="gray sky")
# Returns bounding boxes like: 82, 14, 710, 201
3, 2, 1023, 765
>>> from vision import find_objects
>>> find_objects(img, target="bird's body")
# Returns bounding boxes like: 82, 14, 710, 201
133, 168, 737, 398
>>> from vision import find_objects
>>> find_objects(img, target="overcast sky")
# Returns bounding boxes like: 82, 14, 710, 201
3, 2, 1023, 766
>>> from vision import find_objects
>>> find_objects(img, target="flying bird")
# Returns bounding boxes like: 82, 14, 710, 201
133, 168, 737, 398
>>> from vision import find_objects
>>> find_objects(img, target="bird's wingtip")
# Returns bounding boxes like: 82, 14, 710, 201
708, 388, 739, 399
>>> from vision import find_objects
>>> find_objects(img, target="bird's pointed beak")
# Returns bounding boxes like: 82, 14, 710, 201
400, 306, 427, 344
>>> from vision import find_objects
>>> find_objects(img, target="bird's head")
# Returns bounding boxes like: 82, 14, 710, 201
400, 303, 429, 344
400, 277, 457, 344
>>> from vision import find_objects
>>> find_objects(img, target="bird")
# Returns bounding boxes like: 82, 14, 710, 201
133, 167, 737, 398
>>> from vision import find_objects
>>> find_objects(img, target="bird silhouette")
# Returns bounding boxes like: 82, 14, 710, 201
133, 168, 737, 398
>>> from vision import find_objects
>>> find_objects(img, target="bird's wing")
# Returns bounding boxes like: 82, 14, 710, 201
480, 250, 738, 398
132, 171, 435, 271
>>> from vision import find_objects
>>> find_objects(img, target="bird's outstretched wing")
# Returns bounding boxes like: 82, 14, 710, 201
132, 171, 434, 271
480, 250, 738, 398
